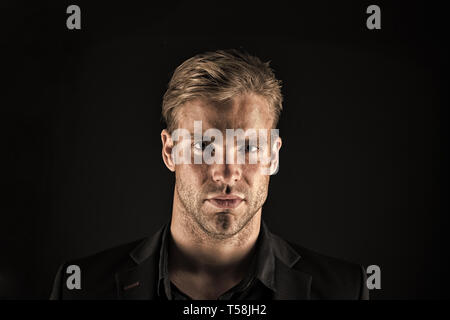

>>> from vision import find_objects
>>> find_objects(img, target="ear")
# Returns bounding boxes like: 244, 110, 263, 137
161, 129, 175, 172
268, 136, 282, 175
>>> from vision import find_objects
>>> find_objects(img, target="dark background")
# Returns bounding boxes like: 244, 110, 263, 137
1, 0, 448, 299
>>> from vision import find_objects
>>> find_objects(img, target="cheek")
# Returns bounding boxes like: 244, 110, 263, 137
242, 164, 269, 185
176, 164, 209, 185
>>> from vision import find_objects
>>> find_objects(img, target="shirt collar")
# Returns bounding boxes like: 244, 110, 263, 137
156, 220, 277, 298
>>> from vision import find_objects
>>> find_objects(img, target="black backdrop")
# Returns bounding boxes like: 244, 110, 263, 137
1, 0, 448, 299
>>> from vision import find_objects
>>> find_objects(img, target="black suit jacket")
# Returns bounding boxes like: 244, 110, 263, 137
50, 224, 369, 300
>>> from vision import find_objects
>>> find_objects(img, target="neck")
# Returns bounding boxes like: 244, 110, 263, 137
169, 191, 261, 276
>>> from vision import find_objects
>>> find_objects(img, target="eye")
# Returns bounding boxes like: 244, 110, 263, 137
238, 143, 259, 153
193, 141, 206, 151
193, 141, 214, 152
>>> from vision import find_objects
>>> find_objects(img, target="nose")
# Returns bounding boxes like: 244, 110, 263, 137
211, 163, 242, 185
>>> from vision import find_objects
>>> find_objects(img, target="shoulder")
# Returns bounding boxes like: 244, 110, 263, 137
269, 232, 368, 299
69, 238, 144, 273
50, 238, 145, 299
50, 224, 167, 299
290, 241, 368, 299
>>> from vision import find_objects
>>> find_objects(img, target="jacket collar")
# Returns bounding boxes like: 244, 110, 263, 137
115, 221, 312, 300
266, 228, 312, 299
115, 225, 166, 300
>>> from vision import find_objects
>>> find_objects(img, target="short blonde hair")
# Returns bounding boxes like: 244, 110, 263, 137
162, 49, 283, 132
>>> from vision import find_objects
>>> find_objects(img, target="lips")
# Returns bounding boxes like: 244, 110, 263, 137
207, 196, 244, 209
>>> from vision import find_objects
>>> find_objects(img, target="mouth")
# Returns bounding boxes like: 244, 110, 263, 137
206, 196, 244, 209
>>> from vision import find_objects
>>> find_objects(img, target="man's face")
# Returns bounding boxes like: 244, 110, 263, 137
163, 93, 281, 239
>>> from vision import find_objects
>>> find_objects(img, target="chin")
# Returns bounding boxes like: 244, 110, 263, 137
210, 214, 243, 235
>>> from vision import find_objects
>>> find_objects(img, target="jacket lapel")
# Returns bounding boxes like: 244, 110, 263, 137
115, 258, 157, 299
115, 225, 166, 300
272, 258, 312, 300
264, 222, 312, 300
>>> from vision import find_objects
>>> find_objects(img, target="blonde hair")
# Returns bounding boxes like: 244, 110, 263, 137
162, 49, 283, 132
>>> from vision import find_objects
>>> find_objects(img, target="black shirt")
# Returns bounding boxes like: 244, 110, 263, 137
156, 221, 277, 300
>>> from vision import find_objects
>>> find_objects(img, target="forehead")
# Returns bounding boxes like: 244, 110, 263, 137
177, 93, 273, 131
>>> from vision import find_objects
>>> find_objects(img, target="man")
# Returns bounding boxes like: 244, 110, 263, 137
50, 49, 369, 300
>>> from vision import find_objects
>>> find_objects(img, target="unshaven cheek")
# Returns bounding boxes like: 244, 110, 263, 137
242, 163, 267, 184
176, 163, 210, 187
